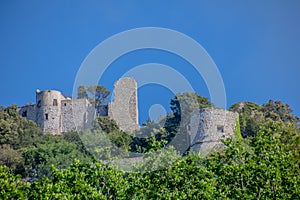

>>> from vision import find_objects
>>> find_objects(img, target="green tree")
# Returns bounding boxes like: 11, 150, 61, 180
62, 131, 90, 155
165, 92, 213, 152
0, 105, 41, 147
80, 129, 112, 160
28, 160, 127, 199
80, 127, 132, 159
92, 116, 119, 133
170, 92, 213, 124
108, 130, 132, 154
230, 100, 299, 138
87, 85, 110, 107
77, 85, 88, 99
131, 119, 170, 153
1, 120, 299, 199
206, 121, 300, 199
0, 144, 24, 175
23, 135, 90, 179
262, 99, 299, 125
0, 166, 29, 199
230, 102, 265, 137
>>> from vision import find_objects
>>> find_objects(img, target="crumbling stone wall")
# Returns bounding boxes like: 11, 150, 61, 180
189, 108, 239, 155
18, 105, 36, 122
108, 78, 139, 132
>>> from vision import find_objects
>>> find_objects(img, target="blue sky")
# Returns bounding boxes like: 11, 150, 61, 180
0, 1, 299, 124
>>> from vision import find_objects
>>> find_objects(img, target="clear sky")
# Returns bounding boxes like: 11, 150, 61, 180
0, 1, 299, 124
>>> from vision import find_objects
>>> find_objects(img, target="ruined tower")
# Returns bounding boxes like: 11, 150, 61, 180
188, 108, 239, 155
108, 78, 139, 132
36, 90, 65, 134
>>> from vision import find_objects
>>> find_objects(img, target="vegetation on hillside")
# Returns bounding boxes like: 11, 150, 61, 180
0, 93, 299, 199
230, 100, 299, 137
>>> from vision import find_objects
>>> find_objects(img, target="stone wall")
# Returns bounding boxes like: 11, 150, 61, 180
17, 80, 241, 156
61, 98, 94, 132
61, 78, 139, 133
189, 108, 238, 155
61, 99, 74, 132
18, 77, 140, 134
18, 105, 36, 122
108, 78, 139, 132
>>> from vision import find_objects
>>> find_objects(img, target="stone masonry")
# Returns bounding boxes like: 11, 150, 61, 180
188, 108, 239, 155
17, 77, 239, 155
18, 89, 93, 134
108, 78, 139, 132
18, 77, 140, 134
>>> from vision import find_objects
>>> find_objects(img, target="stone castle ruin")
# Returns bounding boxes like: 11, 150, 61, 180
188, 108, 239, 154
18, 77, 239, 153
168, 107, 239, 154
18, 77, 139, 134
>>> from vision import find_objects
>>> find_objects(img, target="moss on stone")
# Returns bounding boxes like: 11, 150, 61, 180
233, 117, 242, 141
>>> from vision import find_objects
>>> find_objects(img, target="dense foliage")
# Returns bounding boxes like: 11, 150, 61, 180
0, 95, 299, 199
0, 121, 299, 199
0, 105, 41, 147
0, 106, 92, 178
230, 100, 299, 138
170, 92, 213, 123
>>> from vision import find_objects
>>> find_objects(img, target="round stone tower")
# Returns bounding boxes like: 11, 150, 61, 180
189, 108, 239, 155
36, 90, 65, 134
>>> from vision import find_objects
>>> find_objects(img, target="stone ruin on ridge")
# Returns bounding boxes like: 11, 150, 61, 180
18, 77, 239, 154
18, 77, 139, 134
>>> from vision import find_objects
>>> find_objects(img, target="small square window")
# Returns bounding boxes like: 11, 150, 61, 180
187, 125, 191, 131
53, 99, 58, 106
217, 125, 224, 133
37, 100, 41, 108
22, 111, 27, 117
64, 103, 67, 106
